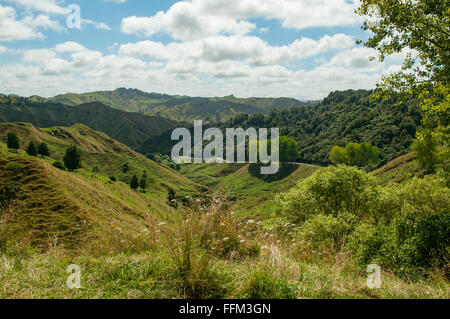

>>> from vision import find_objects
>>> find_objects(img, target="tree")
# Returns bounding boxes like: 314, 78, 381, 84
356, 0, 449, 165
130, 174, 139, 190
140, 171, 147, 192
330, 146, 348, 165
6, 132, 19, 150
26, 141, 37, 156
329, 142, 379, 167
413, 131, 440, 174
38, 142, 50, 158
63, 145, 82, 172
279, 136, 300, 162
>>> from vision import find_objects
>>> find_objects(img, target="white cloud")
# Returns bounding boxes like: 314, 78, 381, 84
0, 5, 62, 41
121, 1, 255, 40
121, 0, 361, 40
5, 0, 68, 15
82, 19, 111, 31
193, 0, 361, 29
119, 34, 354, 67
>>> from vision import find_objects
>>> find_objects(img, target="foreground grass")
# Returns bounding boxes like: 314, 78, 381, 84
1, 198, 448, 299
1, 249, 448, 299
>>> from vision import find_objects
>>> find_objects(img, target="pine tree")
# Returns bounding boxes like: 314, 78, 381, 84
26, 141, 37, 156
38, 142, 50, 158
6, 132, 19, 150
63, 145, 82, 172
140, 171, 147, 192
130, 174, 139, 190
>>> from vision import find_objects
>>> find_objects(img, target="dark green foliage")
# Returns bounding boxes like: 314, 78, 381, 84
52, 161, 65, 170
37, 142, 50, 157
63, 145, 82, 172
109, 176, 116, 182
130, 174, 139, 190
6, 132, 19, 149
140, 171, 147, 192
26, 142, 37, 156
122, 163, 129, 173
223, 90, 420, 165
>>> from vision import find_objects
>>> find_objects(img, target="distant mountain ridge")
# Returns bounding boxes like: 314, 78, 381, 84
25, 88, 315, 123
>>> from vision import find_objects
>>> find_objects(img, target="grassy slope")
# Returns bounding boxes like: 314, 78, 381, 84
370, 153, 420, 185
0, 123, 202, 199
0, 141, 179, 253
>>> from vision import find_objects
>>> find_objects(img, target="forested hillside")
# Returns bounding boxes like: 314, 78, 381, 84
223, 90, 421, 164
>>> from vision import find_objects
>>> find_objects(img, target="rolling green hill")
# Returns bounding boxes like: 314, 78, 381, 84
0, 122, 202, 199
0, 98, 181, 149
34, 88, 313, 123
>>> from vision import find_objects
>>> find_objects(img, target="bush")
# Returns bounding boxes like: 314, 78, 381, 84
277, 165, 378, 223
52, 161, 65, 170
297, 213, 357, 251
26, 141, 37, 156
6, 132, 19, 150
243, 265, 297, 299
349, 175, 450, 273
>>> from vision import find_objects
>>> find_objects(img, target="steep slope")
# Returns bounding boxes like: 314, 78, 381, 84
0, 141, 177, 253
0, 123, 202, 198
0, 99, 181, 149
42, 88, 312, 123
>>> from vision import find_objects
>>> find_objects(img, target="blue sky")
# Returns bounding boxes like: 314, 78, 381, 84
0, 0, 403, 99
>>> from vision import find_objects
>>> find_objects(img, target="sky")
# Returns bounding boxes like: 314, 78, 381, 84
0, 0, 404, 100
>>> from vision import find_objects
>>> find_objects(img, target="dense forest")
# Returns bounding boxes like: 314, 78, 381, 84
223, 90, 421, 165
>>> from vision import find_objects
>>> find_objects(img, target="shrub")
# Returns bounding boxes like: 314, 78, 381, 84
37, 142, 50, 157
349, 175, 450, 273
6, 132, 19, 150
52, 161, 65, 170
277, 165, 378, 223
297, 213, 357, 251
130, 174, 139, 190
26, 141, 37, 156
